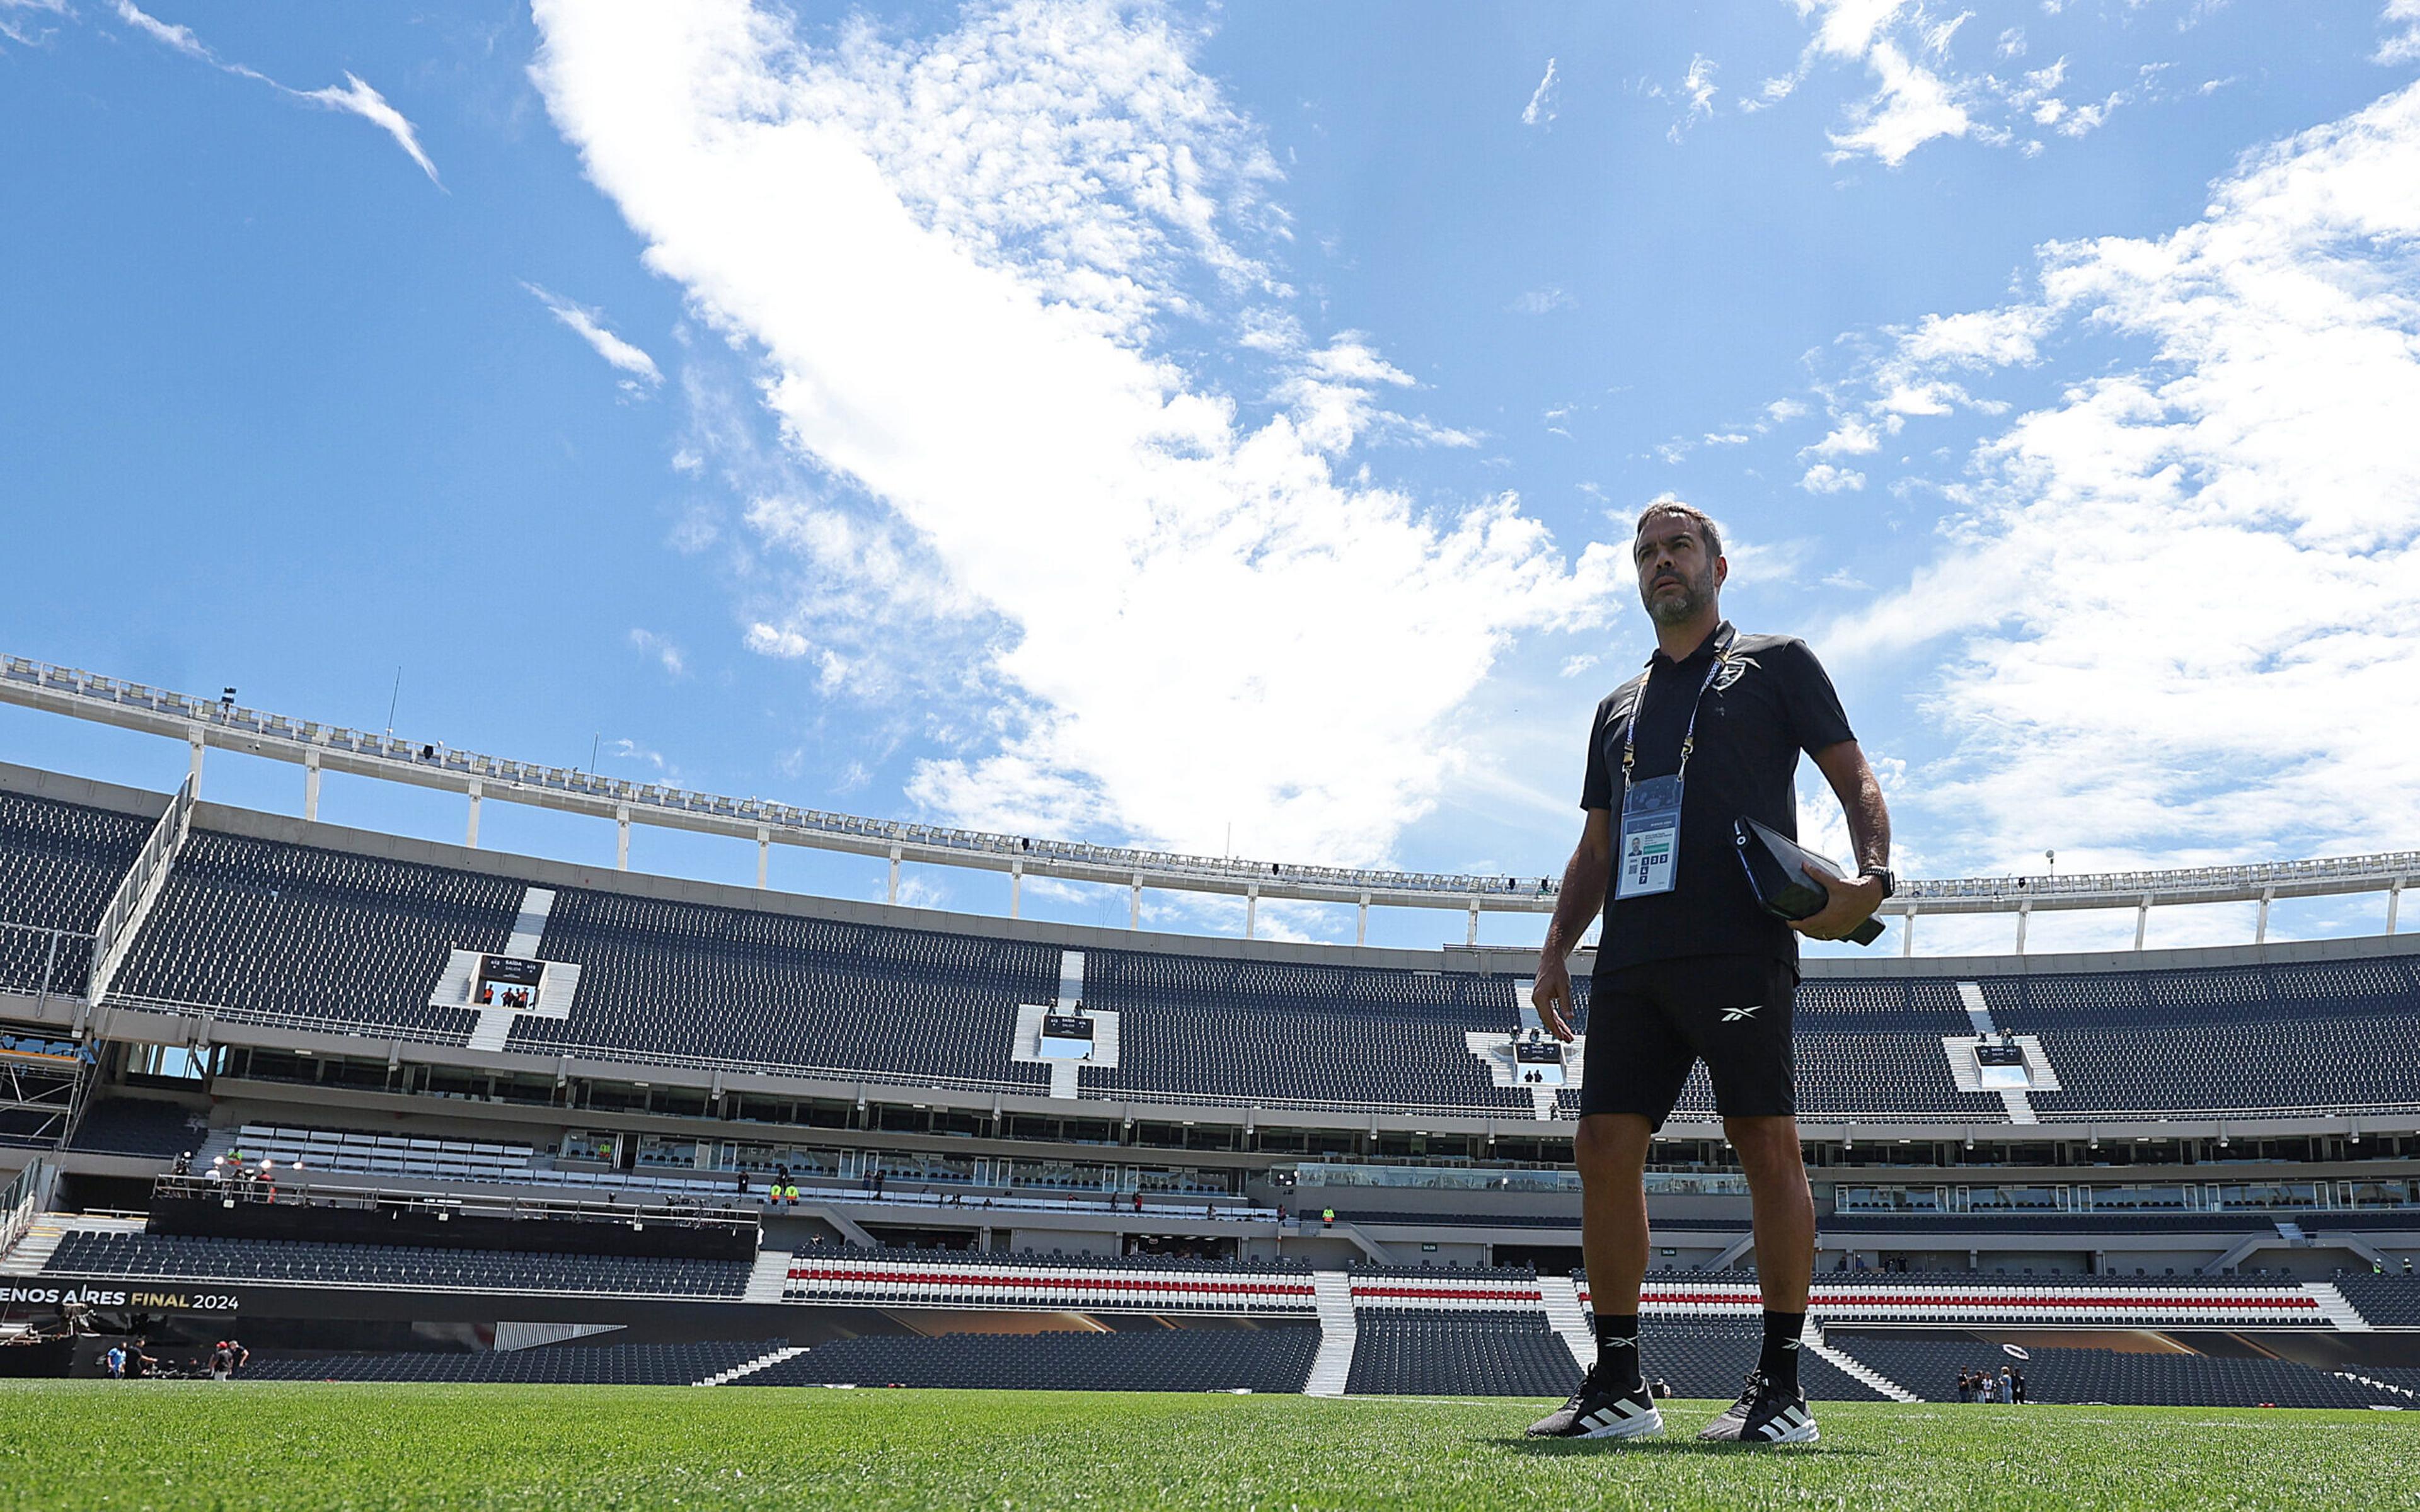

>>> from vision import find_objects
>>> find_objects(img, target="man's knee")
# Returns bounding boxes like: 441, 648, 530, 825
1575, 1114, 1652, 1183
1724, 1116, 1808, 1183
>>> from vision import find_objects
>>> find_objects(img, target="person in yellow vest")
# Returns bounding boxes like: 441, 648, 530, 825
1322, 1206, 1335, 1228
784, 1183, 800, 1206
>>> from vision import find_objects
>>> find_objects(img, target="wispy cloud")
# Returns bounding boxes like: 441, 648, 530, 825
111, 2, 441, 186
626, 627, 686, 677
1522, 56, 1560, 127
531, 0, 1625, 865
522, 281, 664, 392
1508, 285, 1576, 315
1, 0, 72, 50
1826, 78, 2420, 871
2382, 0, 2420, 65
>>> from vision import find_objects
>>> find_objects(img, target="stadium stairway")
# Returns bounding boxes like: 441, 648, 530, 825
2303, 1281, 2374, 1331
698, 1344, 808, 1385
742, 1250, 793, 1305
1806, 1326, 1920, 1402
1306, 1271, 1356, 1397
0, 1214, 144, 1277
1536, 1274, 1593, 1370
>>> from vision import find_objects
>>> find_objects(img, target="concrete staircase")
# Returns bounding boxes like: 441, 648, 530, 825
2305, 1280, 2375, 1332
1305, 1271, 1356, 1397
742, 1251, 794, 1305
698, 1345, 807, 1386
0, 1214, 146, 1277
1536, 1274, 1594, 1372
1806, 1326, 1920, 1403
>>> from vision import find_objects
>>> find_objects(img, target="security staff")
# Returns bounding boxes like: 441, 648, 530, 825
1526, 500, 1891, 1446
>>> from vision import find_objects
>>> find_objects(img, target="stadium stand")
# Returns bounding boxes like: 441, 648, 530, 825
110, 830, 516, 1037
785, 1247, 1317, 1313
1635, 1316, 1889, 1402
67, 1098, 203, 1158
0, 790, 150, 992
1826, 1331, 2394, 1409
1985, 958, 2420, 1116
749, 1326, 1320, 1392
43, 1231, 749, 1297
1080, 950, 1529, 1112
2332, 1273, 2420, 1327
509, 888, 1057, 1088
1345, 1309, 1574, 1396
243, 1339, 780, 1385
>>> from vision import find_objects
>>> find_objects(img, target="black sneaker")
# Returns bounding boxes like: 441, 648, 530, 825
1526, 1364, 1664, 1441
1696, 1370, 1819, 1445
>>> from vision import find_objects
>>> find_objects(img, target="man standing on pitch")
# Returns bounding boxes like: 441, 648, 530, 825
1526, 501, 1891, 1446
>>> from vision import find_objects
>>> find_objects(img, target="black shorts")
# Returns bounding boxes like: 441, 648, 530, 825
1577, 954, 1797, 1128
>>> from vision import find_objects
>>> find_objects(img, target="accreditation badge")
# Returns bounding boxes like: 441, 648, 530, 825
1615, 773, 1683, 900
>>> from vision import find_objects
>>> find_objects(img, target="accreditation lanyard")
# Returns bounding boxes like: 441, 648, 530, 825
1614, 626, 1732, 901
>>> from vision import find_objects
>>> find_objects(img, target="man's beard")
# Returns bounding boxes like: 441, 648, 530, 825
1644, 567, 1714, 626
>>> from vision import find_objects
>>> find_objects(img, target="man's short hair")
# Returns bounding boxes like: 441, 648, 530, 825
1635, 500, 1724, 561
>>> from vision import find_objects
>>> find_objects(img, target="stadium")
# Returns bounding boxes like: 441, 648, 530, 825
13, 2, 2420, 1506
4, 658, 2418, 1503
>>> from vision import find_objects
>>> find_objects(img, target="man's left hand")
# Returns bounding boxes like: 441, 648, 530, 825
1790, 866, 1886, 941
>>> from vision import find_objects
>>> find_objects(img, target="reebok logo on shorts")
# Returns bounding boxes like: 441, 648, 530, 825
1721, 1003, 1762, 1022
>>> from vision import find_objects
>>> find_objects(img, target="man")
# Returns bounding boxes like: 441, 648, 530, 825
1526, 501, 1891, 1446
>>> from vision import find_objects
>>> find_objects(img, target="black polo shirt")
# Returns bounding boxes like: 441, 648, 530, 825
1580, 621, 1855, 974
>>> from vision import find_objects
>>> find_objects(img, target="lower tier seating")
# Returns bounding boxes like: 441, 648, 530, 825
2332, 1274, 2420, 1327
43, 1231, 747, 1297
1828, 1330, 2394, 1409
751, 1326, 1320, 1392
1344, 1309, 1574, 1397
243, 1339, 781, 1385
1629, 1316, 1891, 1402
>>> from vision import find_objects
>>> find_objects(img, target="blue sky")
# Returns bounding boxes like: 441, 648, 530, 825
4, 1, 2417, 953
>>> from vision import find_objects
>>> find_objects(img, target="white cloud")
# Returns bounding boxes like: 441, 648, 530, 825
627, 627, 686, 677
1522, 57, 1560, 127
1829, 79, 2420, 870
1509, 285, 1576, 315
531, 0, 1625, 866
2381, 0, 2420, 65
1807, 414, 1884, 455
1766, 396, 1810, 423
111, 3, 441, 185
744, 622, 811, 660
1828, 39, 1970, 165
1668, 55, 1719, 142
1798, 462, 1867, 493
1, 0, 71, 50
523, 281, 664, 389
1559, 653, 1601, 679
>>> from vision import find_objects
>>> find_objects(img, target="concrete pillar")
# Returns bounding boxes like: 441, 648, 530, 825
756, 827, 769, 889
304, 748, 322, 822
1466, 899, 1480, 946
465, 781, 482, 849
615, 805, 631, 871
2015, 901, 2031, 956
1356, 893, 1370, 946
887, 845, 901, 905
187, 728, 205, 794
1010, 861, 1023, 919
2256, 886, 2274, 944
2390, 881, 2404, 936
1129, 876, 1143, 929
1245, 885, 1258, 940
1900, 906, 1916, 958
2135, 896, 2152, 951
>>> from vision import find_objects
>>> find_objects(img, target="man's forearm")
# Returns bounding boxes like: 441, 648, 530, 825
1541, 845, 1610, 963
1845, 767, 1891, 876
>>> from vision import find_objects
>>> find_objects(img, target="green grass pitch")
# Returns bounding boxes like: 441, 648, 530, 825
3, 1385, 2413, 1511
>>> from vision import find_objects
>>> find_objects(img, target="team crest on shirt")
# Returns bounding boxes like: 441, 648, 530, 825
1711, 646, 1759, 691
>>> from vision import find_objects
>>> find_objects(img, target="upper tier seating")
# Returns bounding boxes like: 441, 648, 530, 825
1985, 957, 2420, 1116
243, 1339, 780, 1385
0, 791, 151, 993
112, 831, 516, 1037
749, 1326, 1320, 1392
69, 1097, 204, 1157
1345, 1309, 1576, 1396
510, 888, 1056, 1089
2334, 1273, 2420, 1328
1081, 950, 1531, 1113
1828, 1329, 2394, 1408
45, 1231, 748, 1297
